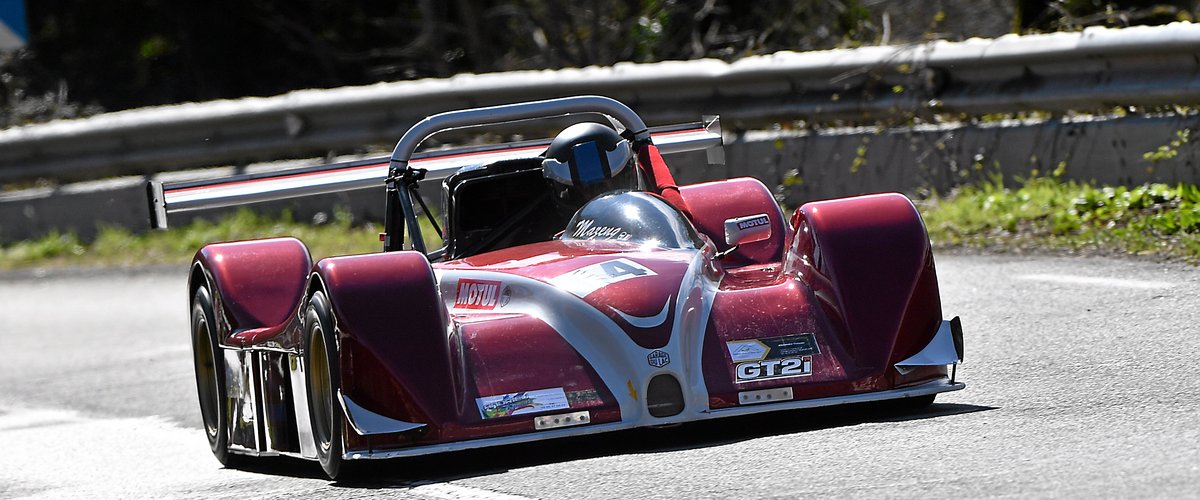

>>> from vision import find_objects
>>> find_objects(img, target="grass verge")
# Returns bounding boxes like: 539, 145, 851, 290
920, 173, 1200, 263
3, 176, 1199, 270
0, 208, 387, 270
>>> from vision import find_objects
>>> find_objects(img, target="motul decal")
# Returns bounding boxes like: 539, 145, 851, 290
455, 278, 503, 310
724, 213, 773, 246
736, 215, 770, 230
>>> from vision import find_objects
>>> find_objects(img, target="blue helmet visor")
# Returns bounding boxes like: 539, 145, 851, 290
542, 138, 632, 187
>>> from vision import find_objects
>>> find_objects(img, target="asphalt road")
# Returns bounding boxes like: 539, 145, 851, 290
1, 254, 1197, 499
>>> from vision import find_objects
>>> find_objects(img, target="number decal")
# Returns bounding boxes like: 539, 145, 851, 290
549, 258, 657, 297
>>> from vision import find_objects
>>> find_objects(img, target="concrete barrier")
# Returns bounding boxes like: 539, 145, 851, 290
2, 112, 1197, 244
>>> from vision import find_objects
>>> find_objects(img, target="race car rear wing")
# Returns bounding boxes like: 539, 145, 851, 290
147, 97, 723, 232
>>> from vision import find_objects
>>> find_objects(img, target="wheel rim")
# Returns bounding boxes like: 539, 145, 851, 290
310, 324, 334, 453
193, 314, 220, 440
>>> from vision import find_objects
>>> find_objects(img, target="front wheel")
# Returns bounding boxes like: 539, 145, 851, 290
192, 286, 234, 465
305, 291, 352, 480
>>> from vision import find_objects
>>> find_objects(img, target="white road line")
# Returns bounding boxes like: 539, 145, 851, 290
129, 344, 191, 360
409, 482, 535, 500
0, 407, 538, 499
0, 408, 82, 431
0, 406, 272, 499
1016, 273, 1174, 290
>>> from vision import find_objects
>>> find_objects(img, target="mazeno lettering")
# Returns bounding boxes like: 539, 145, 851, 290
571, 219, 632, 240
455, 279, 502, 310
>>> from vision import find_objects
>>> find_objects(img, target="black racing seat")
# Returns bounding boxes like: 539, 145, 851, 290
441, 158, 571, 260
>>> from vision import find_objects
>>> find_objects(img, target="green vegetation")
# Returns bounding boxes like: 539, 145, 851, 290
0, 209, 386, 270
921, 174, 1200, 262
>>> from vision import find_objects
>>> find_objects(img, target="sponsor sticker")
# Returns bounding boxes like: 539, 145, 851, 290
648, 349, 671, 368
736, 356, 813, 383
724, 213, 773, 246
548, 258, 657, 297
726, 340, 770, 362
455, 278, 502, 310
726, 333, 819, 362
736, 215, 770, 231
476, 388, 570, 419
499, 286, 513, 307
566, 389, 603, 406
728, 333, 820, 383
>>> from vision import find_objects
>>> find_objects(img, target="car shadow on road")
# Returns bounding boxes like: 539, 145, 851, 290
309, 399, 996, 488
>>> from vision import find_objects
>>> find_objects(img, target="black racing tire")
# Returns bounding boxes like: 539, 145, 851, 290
191, 286, 235, 466
305, 291, 353, 480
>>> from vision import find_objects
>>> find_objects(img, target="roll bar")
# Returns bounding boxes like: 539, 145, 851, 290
387, 95, 650, 171
384, 96, 653, 255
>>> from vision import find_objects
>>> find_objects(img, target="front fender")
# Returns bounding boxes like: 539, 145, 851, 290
785, 193, 943, 376
190, 237, 312, 343
313, 251, 453, 439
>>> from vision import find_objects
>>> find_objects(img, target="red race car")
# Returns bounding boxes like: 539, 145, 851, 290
148, 96, 964, 479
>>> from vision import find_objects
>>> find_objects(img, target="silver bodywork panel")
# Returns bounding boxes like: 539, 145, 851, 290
895, 318, 964, 375
346, 379, 964, 460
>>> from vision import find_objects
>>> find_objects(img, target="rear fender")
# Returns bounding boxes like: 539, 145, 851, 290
311, 251, 452, 440
190, 237, 312, 343
679, 177, 787, 267
784, 193, 943, 375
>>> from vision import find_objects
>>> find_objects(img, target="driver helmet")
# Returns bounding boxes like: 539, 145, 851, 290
542, 122, 639, 209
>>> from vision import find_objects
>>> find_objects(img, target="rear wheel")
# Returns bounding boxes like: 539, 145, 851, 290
191, 286, 234, 465
305, 291, 351, 480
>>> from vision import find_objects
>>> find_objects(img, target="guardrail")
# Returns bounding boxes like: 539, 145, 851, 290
1, 22, 1198, 184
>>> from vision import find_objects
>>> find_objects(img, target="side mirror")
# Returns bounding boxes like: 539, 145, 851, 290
723, 213, 772, 247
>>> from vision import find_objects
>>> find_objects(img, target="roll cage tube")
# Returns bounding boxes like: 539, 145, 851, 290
383, 96, 651, 255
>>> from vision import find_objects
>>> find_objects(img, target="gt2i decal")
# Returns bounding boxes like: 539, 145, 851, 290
477, 387, 570, 419
455, 278, 503, 310
548, 258, 657, 297
726, 333, 820, 362
728, 333, 820, 383
736, 356, 813, 382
